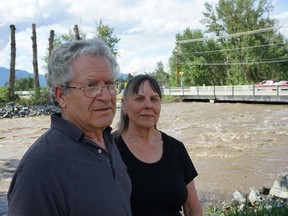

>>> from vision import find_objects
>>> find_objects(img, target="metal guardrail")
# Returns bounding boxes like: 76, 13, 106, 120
162, 85, 288, 103
162, 85, 288, 96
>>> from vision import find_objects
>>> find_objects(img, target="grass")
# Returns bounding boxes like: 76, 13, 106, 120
204, 200, 288, 216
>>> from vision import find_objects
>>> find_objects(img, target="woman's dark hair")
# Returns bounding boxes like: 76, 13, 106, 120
114, 74, 162, 137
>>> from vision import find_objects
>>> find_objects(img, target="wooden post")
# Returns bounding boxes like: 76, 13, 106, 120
48, 30, 55, 57
8, 25, 16, 100
73, 25, 80, 40
31, 23, 40, 89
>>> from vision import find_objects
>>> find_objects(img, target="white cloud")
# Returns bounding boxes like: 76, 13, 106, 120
0, 0, 287, 76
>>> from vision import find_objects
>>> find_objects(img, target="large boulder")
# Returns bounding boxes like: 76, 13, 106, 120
269, 172, 288, 199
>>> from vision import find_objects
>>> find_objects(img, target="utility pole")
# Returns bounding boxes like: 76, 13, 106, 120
175, 42, 179, 86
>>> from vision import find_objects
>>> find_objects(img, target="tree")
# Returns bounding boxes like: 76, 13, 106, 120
42, 25, 87, 69
169, 28, 226, 86
14, 78, 34, 91
95, 19, 120, 57
149, 61, 170, 87
43, 20, 120, 70
201, 0, 288, 84
60, 25, 87, 42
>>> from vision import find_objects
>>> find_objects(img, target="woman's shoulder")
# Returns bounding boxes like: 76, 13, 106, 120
112, 131, 125, 147
160, 131, 184, 149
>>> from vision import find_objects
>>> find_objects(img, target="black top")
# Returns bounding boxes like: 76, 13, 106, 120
8, 113, 132, 216
115, 131, 198, 216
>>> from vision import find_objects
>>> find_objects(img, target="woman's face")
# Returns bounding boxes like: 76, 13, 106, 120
123, 80, 161, 130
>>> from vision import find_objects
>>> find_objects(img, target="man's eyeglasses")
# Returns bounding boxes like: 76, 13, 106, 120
66, 83, 118, 98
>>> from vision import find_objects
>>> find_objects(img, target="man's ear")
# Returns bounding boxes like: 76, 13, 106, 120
54, 87, 66, 108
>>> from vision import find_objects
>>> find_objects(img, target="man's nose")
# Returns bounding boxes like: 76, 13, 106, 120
99, 86, 112, 98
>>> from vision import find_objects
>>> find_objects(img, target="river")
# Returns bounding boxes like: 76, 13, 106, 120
0, 101, 288, 213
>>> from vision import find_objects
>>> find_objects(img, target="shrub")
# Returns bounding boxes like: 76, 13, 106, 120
162, 95, 175, 103
0, 86, 9, 105
205, 201, 288, 216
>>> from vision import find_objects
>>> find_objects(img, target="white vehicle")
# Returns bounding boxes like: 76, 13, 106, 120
255, 80, 288, 91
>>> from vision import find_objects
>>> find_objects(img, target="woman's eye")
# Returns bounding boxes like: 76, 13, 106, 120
151, 97, 160, 101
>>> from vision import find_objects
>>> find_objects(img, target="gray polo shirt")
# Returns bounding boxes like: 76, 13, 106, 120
8, 113, 132, 216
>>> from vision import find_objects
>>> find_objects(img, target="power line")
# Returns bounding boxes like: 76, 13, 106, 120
178, 58, 288, 66
176, 26, 282, 44
179, 42, 288, 55
174, 25, 288, 75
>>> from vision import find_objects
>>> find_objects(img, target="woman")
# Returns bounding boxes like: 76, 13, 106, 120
114, 75, 202, 216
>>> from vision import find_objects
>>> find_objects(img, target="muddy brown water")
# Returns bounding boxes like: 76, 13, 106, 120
1, 102, 288, 213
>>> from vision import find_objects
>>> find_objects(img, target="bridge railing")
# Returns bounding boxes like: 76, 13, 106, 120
162, 85, 288, 96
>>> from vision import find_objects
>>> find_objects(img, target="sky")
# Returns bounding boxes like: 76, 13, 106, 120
0, 0, 288, 75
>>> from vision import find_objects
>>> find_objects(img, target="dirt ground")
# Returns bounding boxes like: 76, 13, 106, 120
1, 101, 288, 214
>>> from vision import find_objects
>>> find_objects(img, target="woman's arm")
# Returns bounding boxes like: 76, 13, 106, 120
183, 180, 202, 216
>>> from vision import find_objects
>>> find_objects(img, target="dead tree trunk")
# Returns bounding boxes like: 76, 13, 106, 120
8, 25, 16, 100
48, 30, 55, 57
73, 25, 81, 40
31, 23, 40, 89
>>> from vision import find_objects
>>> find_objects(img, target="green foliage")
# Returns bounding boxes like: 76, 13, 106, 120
61, 27, 87, 42
42, 20, 120, 71
0, 86, 9, 104
162, 95, 174, 103
201, 0, 288, 85
148, 61, 170, 87
29, 88, 50, 105
14, 77, 34, 91
12, 88, 51, 106
95, 19, 121, 57
168, 0, 288, 87
205, 202, 288, 216
42, 25, 87, 71
169, 28, 227, 86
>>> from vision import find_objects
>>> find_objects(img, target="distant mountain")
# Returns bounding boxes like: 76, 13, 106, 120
0, 66, 47, 87
0, 66, 129, 87
117, 73, 128, 80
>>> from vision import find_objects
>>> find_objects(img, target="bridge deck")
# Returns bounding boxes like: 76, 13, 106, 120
162, 85, 288, 104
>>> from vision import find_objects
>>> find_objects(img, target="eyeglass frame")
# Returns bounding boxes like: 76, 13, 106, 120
66, 82, 118, 98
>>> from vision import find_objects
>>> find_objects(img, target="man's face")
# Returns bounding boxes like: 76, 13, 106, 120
59, 55, 117, 133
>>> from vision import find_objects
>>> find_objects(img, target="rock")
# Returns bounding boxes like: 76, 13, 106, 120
248, 187, 262, 205
0, 103, 60, 119
232, 190, 246, 203
269, 172, 288, 199
220, 173, 288, 214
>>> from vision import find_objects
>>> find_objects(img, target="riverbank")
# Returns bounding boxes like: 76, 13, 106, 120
1, 101, 288, 214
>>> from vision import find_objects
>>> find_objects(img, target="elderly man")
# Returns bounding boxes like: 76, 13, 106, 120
8, 38, 132, 216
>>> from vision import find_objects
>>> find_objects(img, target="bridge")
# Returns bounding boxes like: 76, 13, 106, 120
162, 85, 288, 104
